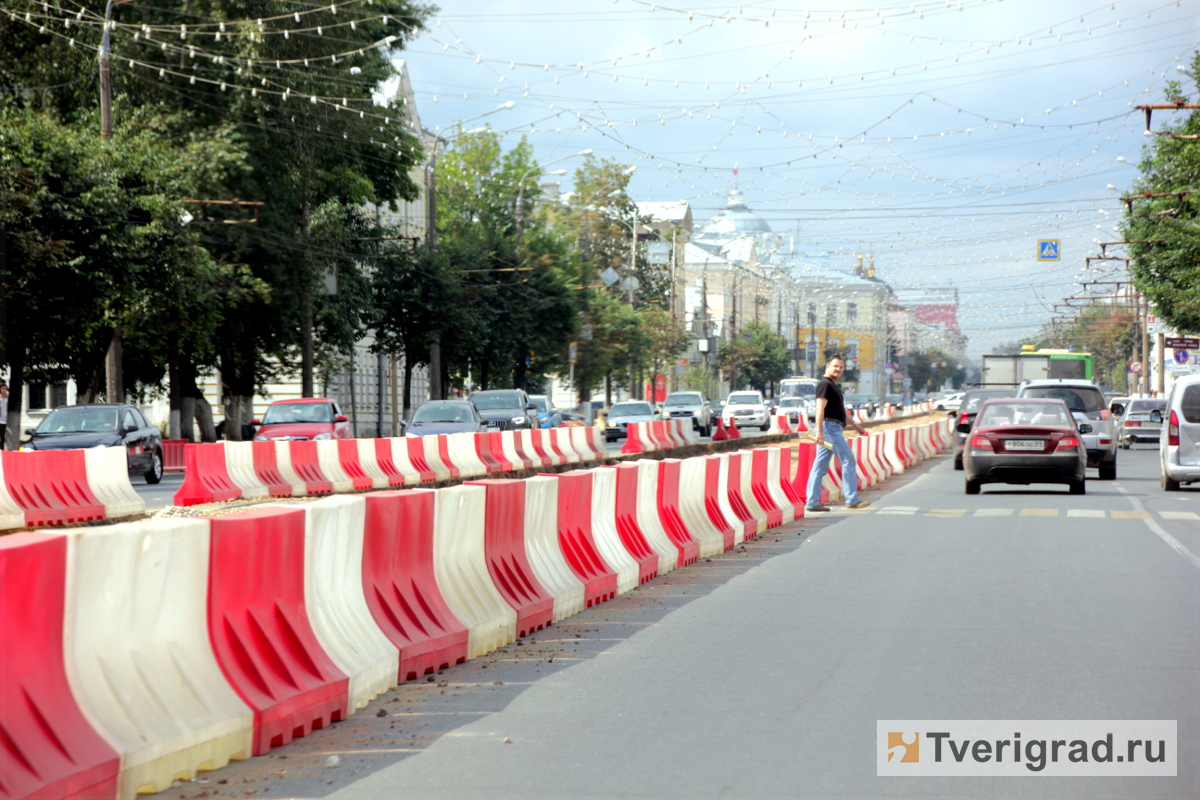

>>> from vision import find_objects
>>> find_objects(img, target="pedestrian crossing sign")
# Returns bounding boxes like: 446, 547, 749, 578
1038, 239, 1060, 261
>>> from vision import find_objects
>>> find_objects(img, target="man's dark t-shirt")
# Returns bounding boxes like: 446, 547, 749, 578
815, 376, 847, 425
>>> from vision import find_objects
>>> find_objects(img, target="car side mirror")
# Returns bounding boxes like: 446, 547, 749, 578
1149, 409, 1163, 424
24, 427, 35, 436
526, 404, 537, 413
1109, 403, 1125, 417
1078, 423, 1093, 434
251, 418, 260, 426
955, 423, 972, 434
335, 415, 348, 423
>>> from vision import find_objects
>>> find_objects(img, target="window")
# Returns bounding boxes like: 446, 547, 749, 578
826, 302, 838, 326
807, 303, 817, 326
847, 302, 858, 324
123, 410, 138, 431
27, 381, 47, 411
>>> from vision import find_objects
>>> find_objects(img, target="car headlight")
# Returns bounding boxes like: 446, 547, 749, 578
18, 445, 35, 452
313, 433, 332, 440
692, 409, 702, 416
511, 416, 526, 425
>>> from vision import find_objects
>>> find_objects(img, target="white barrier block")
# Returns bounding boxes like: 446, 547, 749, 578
517, 430, 544, 469
433, 485, 516, 659
63, 519, 253, 798
522, 476, 585, 622
589, 468, 639, 595
423, 434, 452, 481
588, 427, 609, 457
498, 431, 526, 472
83, 446, 147, 518
633, 460, 678, 574
677, 457, 726, 558
553, 428, 582, 464
447, 433, 488, 478
316, 440, 356, 493
389, 437, 425, 483
0, 454, 26, 530
570, 426, 599, 462
354, 439, 389, 489
765, 448, 795, 525
295, 496, 398, 712
882, 428, 905, 474
273, 440, 310, 496
222, 441, 270, 501
736, 451, 769, 535
714, 455, 745, 546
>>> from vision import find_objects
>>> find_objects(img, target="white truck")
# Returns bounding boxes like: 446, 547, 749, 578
980, 354, 1054, 387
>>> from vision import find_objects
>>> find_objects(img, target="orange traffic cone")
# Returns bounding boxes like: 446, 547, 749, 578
712, 416, 728, 441
727, 417, 741, 439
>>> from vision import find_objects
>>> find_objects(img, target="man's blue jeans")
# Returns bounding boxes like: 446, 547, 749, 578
806, 421, 859, 507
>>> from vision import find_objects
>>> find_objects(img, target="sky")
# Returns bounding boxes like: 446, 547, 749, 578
398, 0, 1199, 359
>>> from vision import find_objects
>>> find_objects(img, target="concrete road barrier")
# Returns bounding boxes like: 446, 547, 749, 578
63, 519, 253, 798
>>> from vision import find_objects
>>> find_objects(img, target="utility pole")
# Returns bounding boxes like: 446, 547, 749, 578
100, 0, 127, 401
426, 137, 442, 400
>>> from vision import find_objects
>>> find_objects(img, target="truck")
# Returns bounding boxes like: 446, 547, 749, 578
980, 350, 1093, 387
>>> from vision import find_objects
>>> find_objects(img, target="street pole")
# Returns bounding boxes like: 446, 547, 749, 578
100, 0, 127, 401
1156, 332, 1165, 397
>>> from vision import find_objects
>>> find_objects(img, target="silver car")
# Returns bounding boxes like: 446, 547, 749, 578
604, 401, 658, 443
1119, 397, 1166, 448
660, 391, 713, 436
1017, 380, 1117, 479
1154, 373, 1200, 490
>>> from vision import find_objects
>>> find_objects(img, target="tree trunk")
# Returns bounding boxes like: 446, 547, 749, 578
194, 395, 217, 443
168, 349, 182, 440
402, 353, 414, 422
180, 396, 195, 442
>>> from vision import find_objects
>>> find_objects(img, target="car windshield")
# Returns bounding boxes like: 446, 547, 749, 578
978, 402, 1069, 427
845, 395, 871, 403
1021, 386, 1104, 412
37, 407, 119, 433
472, 394, 523, 410
529, 397, 549, 412
262, 402, 333, 424
412, 403, 473, 423
610, 403, 654, 416
664, 393, 702, 405
963, 391, 1014, 412
727, 393, 760, 405
779, 398, 804, 407
1127, 399, 1166, 413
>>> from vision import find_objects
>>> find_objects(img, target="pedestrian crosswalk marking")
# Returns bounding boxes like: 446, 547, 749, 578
1067, 509, 1106, 518
877, 506, 918, 515
1019, 508, 1058, 517
925, 509, 967, 517
1159, 511, 1200, 520
1110, 510, 1151, 519
974, 508, 1014, 516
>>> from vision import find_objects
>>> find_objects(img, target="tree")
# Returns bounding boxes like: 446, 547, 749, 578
906, 350, 964, 393
1121, 51, 1200, 334
719, 321, 790, 392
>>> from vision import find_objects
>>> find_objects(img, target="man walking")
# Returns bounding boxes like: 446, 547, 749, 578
805, 354, 870, 512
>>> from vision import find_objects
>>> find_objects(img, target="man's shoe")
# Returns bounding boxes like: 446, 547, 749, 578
805, 504, 831, 513
847, 500, 871, 509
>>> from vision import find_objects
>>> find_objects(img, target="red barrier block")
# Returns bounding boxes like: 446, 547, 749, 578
702, 457, 737, 552
161, 438, 188, 473
508, 434, 534, 471
750, 450, 784, 529
792, 442, 815, 505
528, 429, 556, 466
436, 436, 461, 480
372, 439, 407, 487
484, 433, 514, 473
208, 508, 349, 755
621, 422, 649, 454
723, 453, 758, 541
776, 448, 805, 518
3, 450, 107, 525
362, 491, 468, 682
465, 480, 554, 637
609, 464, 659, 584
333, 439, 375, 491
0, 533, 120, 800
655, 459, 699, 567
711, 416, 728, 441
550, 470, 618, 607
406, 437, 437, 483
474, 434, 503, 474
286, 441, 334, 496
251, 441, 294, 497
173, 443, 242, 507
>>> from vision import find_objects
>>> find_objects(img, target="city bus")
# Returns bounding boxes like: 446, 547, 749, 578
779, 378, 821, 400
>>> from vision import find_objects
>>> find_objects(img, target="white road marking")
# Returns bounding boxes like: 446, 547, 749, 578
1067, 509, 1105, 518
1159, 511, 1200, 521
1117, 487, 1200, 571
974, 508, 1014, 517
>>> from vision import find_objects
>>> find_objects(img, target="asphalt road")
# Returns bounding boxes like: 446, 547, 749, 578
166, 441, 1198, 800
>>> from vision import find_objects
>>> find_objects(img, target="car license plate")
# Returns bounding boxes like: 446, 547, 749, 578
1005, 440, 1044, 451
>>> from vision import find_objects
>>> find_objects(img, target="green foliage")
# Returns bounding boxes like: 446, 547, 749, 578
681, 365, 721, 399
906, 350, 964, 392
1121, 51, 1200, 335
719, 321, 790, 391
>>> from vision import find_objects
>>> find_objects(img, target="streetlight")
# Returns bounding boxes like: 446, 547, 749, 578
515, 149, 593, 242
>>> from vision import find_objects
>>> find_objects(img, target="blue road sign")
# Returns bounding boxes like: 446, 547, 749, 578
1175, 349, 1190, 365
1038, 240, 1060, 261
806, 342, 818, 355
903, 377, 913, 387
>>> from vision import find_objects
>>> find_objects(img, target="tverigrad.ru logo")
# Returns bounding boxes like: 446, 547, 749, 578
877, 721, 1175, 777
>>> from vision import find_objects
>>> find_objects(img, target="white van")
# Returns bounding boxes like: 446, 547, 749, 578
1153, 373, 1200, 490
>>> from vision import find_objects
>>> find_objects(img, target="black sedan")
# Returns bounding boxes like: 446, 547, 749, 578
469, 389, 537, 431
404, 400, 484, 436
21, 404, 165, 483
960, 398, 1088, 495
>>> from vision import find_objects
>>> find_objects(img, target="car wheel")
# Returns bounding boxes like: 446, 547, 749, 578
1162, 471, 1180, 491
954, 455, 963, 471
1070, 480, 1086, 495
144, 449, 164, 484
760, 423, 770, 432
965, 479, 981, 495
1098, 461, 1117, 480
